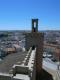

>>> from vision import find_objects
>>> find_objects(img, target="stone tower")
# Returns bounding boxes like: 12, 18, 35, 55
25, 19, 44, 79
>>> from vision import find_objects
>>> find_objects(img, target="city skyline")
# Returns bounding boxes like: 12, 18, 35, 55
0, 0, 60, 30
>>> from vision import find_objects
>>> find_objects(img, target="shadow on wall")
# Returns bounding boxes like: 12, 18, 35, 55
36, 69, 53, 80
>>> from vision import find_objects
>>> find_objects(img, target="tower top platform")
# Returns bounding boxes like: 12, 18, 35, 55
32, 19, 38, 33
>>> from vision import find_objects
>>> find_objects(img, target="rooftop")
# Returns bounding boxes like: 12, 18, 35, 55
0, 51, 27, 73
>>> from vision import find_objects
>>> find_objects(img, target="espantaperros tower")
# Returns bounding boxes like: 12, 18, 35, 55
25, 19, 44, 79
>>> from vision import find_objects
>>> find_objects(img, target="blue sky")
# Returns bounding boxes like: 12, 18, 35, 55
0, 0, 60, 30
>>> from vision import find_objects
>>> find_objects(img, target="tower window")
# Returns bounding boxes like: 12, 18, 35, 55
34, 22, 36, 28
